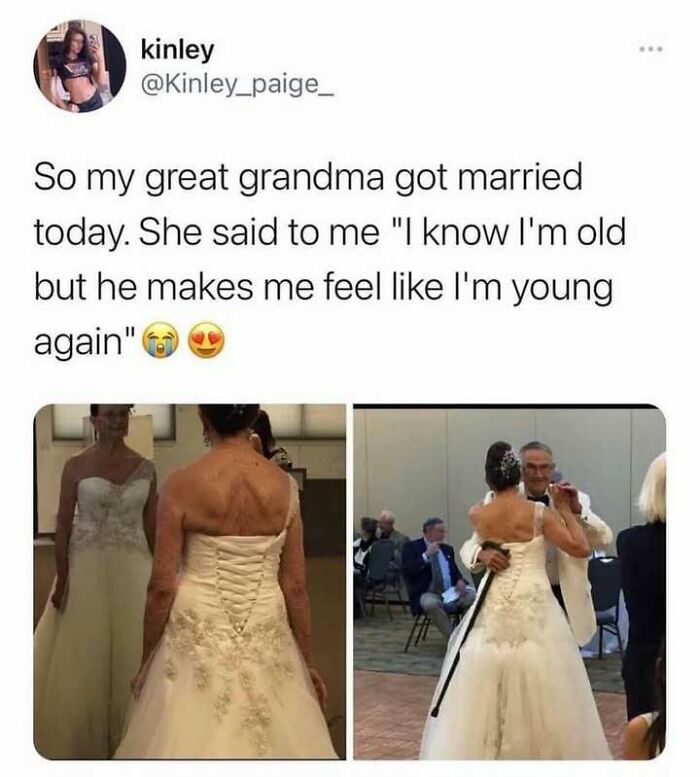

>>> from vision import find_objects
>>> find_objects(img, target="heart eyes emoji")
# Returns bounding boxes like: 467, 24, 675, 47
188, 322, 225, 358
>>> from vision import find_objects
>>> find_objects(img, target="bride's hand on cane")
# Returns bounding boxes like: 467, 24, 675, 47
477, 546, 510, 572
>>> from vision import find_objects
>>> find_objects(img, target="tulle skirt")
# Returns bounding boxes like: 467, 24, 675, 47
34, 546, 150, 759
115, 598, 337, 759
421, 586, 611, 759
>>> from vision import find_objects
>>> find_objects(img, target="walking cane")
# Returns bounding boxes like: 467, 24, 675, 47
430, 542, 509, 718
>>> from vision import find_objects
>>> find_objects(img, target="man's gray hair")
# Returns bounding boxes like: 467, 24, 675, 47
378, 509, 395, 523
519, 441, 553, 458
422, 516, 444, 533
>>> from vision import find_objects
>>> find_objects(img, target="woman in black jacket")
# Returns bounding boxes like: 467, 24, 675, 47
617, 452, 666, 719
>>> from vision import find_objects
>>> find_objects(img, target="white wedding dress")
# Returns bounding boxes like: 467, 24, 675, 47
421, 503, 611, 759
115, 477, 336, 759
34, 460, 154, 758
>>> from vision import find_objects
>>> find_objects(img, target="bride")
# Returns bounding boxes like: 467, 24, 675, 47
115, 404, 336, 758
421, 442, 611, 759
34, 404, 157, 758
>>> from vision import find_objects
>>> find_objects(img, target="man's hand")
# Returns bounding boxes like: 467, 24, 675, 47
456, 578, 468, 594
477, 547, 510, 572
557, 481, 582, 514
424, 542, 440, 558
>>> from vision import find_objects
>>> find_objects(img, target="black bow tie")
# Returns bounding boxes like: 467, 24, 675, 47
527, 493, 550, 505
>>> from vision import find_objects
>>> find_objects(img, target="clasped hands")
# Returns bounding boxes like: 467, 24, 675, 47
550, 481, 583, 514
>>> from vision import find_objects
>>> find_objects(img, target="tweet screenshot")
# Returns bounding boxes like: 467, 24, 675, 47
9, 0, 696, 771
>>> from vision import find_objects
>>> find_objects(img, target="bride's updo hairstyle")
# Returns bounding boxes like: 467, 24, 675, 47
485, 441, 521, 492
199, 404, 260, 436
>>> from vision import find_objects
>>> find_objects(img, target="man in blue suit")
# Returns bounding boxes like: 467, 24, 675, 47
402, 517, 476, 639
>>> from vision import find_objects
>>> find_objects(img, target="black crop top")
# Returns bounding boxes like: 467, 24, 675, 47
56, 59, 92, 83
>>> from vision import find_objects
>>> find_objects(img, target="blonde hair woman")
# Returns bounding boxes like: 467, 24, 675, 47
638, 452, 666, 524
616, 452, 666, 721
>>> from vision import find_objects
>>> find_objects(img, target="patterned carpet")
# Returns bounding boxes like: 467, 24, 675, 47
354, 609, 624, 694
354, 670, 627, 759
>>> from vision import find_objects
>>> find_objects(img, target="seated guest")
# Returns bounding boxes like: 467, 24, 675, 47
402, 518, 476, 639
623, 641, 665, 759
377, 510, 408, 549
377, 509, 408, 571
617, 452, 666, 719
353, 517, 379, 572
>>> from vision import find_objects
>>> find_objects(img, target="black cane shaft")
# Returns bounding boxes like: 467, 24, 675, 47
429, 543, 508, 718
430, 654, 461, 717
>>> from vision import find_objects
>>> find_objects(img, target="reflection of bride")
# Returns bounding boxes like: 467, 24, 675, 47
116, 404, 336, 758
34, 405, 156, 758
421, 442, 610, 759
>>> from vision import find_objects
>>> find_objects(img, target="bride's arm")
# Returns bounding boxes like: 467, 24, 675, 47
52, 460, 79, 608
139, 476, 184, 668
279, 504, 328, 707
141, 472, 158, 555
543, 488, 590, 558
279, 506, 315, 666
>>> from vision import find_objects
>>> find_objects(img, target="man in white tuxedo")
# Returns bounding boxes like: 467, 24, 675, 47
461, 441, 613, 645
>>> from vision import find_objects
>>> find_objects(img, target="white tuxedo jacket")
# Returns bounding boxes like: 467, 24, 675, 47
460, 484, 613, 646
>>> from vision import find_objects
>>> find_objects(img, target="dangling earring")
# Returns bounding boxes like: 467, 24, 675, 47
203, 428, 211, 447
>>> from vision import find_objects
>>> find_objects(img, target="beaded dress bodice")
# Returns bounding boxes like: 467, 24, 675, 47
70, 460, 153, 554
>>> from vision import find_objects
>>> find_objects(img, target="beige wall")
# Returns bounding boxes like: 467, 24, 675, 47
35, 405, 346, 535
354, 407, 665, 567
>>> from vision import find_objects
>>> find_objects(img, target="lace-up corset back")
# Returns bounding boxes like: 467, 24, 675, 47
489, 502, 548, 592
71, 459, 154, 553
475, 502, 551, 648
178, 475, 298, 632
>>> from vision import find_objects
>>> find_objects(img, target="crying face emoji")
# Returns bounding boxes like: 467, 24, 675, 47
142, 322, 179, 359
188, 322, 225, 359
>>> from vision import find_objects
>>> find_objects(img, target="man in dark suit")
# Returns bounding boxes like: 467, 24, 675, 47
402, 517, 475, 639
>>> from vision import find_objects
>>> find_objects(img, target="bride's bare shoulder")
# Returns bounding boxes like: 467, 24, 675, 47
168, 448, 288, 491
122, 444, 147, 463
63, 445, 99, 477
68, 443, 98, 463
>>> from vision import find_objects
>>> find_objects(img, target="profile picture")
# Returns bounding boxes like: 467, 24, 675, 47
33, 20, 126, 113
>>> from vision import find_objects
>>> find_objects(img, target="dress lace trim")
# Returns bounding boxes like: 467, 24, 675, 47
70, 461, 154, 553
163, 605, 295, 755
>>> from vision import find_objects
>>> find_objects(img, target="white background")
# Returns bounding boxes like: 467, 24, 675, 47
4, 0, 699, 772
